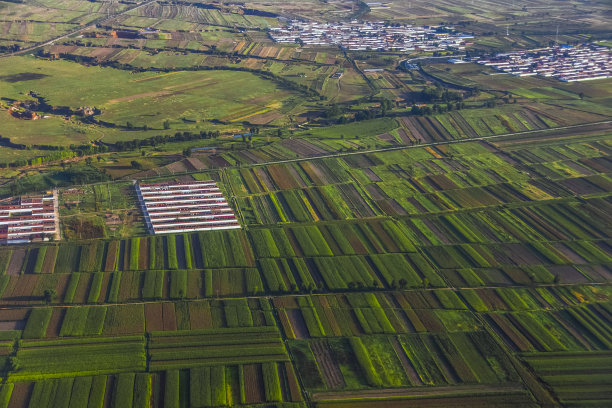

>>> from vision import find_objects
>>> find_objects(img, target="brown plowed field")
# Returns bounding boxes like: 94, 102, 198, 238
145, 303, 164, 332
45, 307, 65, 338
287, 308, 310, 339
243, 364, 265, 404
162, 302, 177, 331
310, 340, 345, 389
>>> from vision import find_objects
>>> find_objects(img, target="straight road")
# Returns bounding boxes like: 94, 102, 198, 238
239, 119, 612, 169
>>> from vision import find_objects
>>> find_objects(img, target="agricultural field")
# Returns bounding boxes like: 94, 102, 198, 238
0, 116, 610, 405
0, 0, 610, 406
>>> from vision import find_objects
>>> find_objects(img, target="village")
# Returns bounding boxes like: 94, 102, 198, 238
268, 20, 471, 52
475, 45, 612, 82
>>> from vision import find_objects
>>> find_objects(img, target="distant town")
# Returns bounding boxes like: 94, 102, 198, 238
476, 45, 612, 82
269, 20, 472, 52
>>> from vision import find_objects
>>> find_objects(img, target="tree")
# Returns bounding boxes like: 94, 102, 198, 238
43, 288, 57, 304
85, 157, 93, 166
324, 104, 342, 118
8, 356, 20, 372
131, 160, 143, 170
163, 120, 170, 130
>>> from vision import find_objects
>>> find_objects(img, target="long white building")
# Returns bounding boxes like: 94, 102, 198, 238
0, 193, 58, 244
136, 180, 240, 234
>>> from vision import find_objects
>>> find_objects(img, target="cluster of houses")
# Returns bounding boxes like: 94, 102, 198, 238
135, 180, 240, 234
7, 100, 96, 121
0, 193, 58, 244
476, 45, 612, 82
269, 20, 471, 52
8, 100, 40, 120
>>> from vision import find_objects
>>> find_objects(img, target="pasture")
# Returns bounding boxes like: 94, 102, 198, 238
0, 56, 297, 146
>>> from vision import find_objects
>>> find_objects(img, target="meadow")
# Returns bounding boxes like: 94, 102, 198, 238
0, 56, 298, 146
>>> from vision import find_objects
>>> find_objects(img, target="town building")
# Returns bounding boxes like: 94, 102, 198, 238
269, 20, 470, 52
476, 45, 612, 82
136, 180, 240, 234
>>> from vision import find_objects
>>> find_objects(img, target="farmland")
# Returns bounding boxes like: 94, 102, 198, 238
0, 0, 610, 406
0, 115, 609, 405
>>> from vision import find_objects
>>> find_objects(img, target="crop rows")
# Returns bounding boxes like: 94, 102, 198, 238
290, 331, 517, 392
274, 292, 475, 338
521, 351, 612, 407
487, 303, 612, 352
16, 299, 279, 340
148, 326, 288, 370
11, 336, 146, 381
0, 230, 254, 276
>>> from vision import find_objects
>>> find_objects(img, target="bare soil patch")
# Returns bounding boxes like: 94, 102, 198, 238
310, 340, 345, 389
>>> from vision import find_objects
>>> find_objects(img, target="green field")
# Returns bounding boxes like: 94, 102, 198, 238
0, 56, 298, 146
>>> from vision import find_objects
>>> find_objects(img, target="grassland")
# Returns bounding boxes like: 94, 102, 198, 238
0, 56, 301, 146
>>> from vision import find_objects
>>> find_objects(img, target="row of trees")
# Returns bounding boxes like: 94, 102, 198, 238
0, 140, 108, 169
1, 164, 111, 197
113, 130, 221, 151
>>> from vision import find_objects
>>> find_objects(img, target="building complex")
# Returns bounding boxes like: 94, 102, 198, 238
476, 45, 612, 82
136, 180, 240, 234
0, 192, 58, 244
269, 20, 471, 52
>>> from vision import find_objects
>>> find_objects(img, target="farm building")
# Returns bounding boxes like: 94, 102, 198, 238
136, 180, 240, 234
110, 30, 140, 39
0, 192, 58, 244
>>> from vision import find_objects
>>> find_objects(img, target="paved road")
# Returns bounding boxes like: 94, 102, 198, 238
238, 119, 612, 169
46, 119, 610, 186
0, 0, 158, 58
